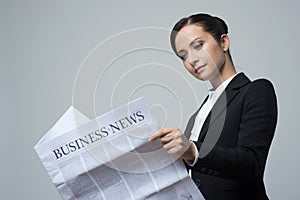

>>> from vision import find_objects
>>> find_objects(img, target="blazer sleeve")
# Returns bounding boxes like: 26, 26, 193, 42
188, 79, 278, 180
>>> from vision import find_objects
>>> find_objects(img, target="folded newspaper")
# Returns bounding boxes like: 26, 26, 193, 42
34, 97, 204, 200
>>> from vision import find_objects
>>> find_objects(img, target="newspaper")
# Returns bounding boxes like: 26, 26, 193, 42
34, 97, 204, 200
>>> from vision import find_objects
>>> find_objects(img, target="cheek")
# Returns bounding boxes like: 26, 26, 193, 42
206, 45, 224, 66
183, 62, 194, 73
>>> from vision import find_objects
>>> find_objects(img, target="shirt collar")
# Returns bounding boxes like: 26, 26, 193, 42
208, 73, 238, 100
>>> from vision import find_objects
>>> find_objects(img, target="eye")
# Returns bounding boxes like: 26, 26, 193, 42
177, 53, 187, 61
179, 55, 187, 61
193, 41, 204, 50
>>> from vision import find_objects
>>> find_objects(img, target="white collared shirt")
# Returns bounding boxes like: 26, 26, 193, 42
186, 73, 237, 166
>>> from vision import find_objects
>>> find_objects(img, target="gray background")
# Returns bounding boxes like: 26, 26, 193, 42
2, 0, 299, 199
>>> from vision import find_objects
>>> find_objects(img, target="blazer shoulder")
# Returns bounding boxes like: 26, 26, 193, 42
251, 78, 274, 87
244, 78, 277, 103
248, 78, 276, 92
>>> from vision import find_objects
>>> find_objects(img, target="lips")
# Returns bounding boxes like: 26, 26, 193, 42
194, 64, 206, 73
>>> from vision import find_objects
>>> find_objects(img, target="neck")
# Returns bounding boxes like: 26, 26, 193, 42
209, 61, 236, 89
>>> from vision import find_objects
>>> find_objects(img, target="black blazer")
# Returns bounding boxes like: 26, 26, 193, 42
184, 73, 277, 200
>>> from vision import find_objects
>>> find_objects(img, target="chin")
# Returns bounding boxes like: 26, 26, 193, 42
194, 74, 206, 81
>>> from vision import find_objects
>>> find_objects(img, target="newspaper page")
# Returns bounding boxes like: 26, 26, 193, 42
34, 97, 204, 200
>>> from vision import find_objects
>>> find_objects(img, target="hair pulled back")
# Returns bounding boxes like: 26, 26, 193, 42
170, 13, 232, 62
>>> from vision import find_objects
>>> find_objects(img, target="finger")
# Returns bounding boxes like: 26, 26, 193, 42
162, 140, 176, 150
164, 139, 189, 155
148, 128, 174, 142
160, 133, 173, 144
165, 145, 179, 155
161, 131, 186, 146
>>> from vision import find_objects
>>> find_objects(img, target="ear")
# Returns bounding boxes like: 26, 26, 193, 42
220, 34, 230, 52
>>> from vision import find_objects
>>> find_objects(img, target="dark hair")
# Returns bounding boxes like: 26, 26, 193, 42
170, 13, 233, 63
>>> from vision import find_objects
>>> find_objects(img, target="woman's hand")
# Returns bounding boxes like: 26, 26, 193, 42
148, 127, 196, 161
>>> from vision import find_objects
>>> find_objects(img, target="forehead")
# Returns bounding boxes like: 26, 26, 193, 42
174, 25, 208, 51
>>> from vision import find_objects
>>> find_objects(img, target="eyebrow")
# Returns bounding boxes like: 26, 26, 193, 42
177, 37, 202, 55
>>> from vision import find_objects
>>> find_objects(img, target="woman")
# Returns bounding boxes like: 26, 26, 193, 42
149, 13, 277, 199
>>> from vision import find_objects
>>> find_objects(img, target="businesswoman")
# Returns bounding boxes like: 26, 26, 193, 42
149, 13, 277, 200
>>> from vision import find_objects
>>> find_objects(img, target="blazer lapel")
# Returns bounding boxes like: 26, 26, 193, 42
197, 73, 251, 142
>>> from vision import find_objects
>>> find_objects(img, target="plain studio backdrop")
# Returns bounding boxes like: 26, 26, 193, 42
1, 0, 299, 199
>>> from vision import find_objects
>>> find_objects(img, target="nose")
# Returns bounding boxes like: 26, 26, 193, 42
187, 51, 199, 68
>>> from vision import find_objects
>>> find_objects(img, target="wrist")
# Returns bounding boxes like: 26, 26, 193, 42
183, 141, 196, 161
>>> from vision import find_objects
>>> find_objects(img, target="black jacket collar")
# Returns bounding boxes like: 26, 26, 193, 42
197, 72, 251, 141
